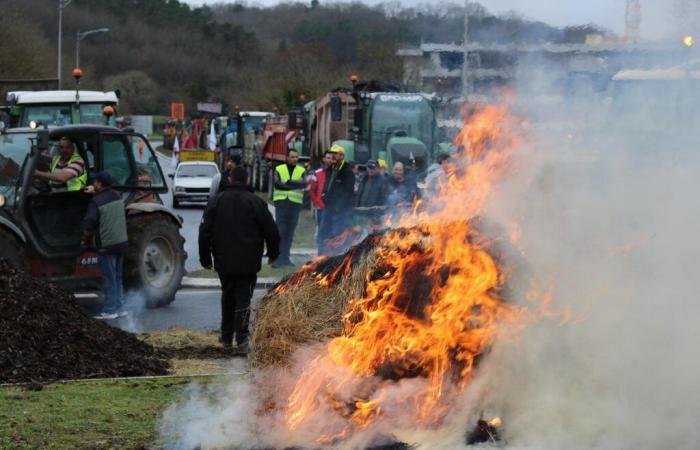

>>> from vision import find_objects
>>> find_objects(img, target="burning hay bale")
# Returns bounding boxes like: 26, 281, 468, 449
250, 233, 382, 368
250, 217, 524, 373
0, 260, 169, 383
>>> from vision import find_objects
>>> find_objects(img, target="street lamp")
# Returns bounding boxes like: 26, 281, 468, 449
57, 0, 73, 89
75, 27, 109, 69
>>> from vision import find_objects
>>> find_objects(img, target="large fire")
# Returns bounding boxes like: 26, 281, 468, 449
257, 101, 527, 446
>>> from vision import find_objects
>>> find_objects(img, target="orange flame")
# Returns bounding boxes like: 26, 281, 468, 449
278, 100, 526, 444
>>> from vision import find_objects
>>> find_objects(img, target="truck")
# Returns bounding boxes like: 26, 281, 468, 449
308, 79, 441, 178
2, 90, 119, 128
220, 110, 274, 190
0, 123, 185, 307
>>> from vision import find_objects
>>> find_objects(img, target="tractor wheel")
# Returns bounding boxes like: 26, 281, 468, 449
0, 227, 26, 270
124, 214, 185, 308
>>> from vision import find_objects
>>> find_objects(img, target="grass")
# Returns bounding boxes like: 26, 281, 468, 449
0, 376, 226, 450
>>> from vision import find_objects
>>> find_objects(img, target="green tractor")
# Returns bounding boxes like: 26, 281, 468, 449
0, 124, 185, 307
310, 80, 442, 179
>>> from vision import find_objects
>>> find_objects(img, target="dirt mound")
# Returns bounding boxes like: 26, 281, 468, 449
0, 260, 169, 383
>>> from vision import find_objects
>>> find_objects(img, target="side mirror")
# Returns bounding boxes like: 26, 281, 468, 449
168, 173, 174, 178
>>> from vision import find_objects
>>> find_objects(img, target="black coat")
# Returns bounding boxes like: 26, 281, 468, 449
323, 161, 356, 213
199, 184, 280, 275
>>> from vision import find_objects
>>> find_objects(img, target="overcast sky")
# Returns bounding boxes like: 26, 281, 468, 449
185, 0, 679, 40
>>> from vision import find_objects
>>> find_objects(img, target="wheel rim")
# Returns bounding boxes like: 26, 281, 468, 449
142, 236, 175, 289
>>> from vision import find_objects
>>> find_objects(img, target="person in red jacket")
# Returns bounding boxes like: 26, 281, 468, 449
309, 150, 333, 254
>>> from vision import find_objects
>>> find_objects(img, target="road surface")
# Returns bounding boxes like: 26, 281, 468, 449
77, 289, 268, 333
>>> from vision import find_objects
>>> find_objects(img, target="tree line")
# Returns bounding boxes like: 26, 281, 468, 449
0, 0, 606, 115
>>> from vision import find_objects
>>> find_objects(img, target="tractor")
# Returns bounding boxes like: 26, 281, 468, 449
0, 124, 185, 307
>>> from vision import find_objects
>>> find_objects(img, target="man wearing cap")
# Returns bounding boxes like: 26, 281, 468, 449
81, 171, 129, 320
355, 160, 388, 232
272, 148, 306, 267
35, 137, 87, 192
320, 144, 355, 254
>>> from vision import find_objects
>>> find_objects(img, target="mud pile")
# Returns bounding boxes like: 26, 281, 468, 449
0, 260, 169, 383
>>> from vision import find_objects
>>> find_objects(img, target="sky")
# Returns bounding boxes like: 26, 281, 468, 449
185, 0, 678, 40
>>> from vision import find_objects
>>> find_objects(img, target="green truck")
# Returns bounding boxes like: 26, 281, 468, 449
308, 80, 444, 178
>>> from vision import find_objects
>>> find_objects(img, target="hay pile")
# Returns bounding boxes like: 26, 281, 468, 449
250, 233, 382, 368
250, 219, 528, 369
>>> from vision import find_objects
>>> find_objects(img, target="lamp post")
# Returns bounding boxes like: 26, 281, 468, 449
57, 0, 73, 89
75, 27, 110, 69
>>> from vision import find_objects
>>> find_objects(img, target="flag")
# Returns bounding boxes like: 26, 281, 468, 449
208, 120, 217, 151
172, 135, 180, 169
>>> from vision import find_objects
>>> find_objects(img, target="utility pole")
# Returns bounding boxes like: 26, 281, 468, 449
462, 0, 471, 97
57, 0, 73, 89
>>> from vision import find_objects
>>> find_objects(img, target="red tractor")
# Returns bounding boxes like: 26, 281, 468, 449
0, 124, 185, 307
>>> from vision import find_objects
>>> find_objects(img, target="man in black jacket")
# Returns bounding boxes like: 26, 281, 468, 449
199, 167, 280, 354
320, 144, 355, 254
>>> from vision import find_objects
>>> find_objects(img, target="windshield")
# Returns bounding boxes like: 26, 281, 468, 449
20, 103, 116, 127
370, 95, 435, 155
242, 116, 266, 131
177, 164, 218, 178
22, 105, 71, 126
0, 133, 32, 207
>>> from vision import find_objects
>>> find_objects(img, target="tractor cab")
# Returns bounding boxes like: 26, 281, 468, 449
0, 125, 184, 306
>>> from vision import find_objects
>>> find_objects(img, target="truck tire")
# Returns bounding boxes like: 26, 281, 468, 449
0, 227, 26, 270
124, 214, 185, 308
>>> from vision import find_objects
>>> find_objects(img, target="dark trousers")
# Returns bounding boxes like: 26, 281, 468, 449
98, 253, 124, 314
319, 209, 352, 255
218, 274, 256, 345
275, 200, 301, 264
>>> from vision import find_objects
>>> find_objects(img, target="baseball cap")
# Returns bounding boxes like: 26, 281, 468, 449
366, 160, 378, 168
89, 171, 113, 186
329, 144, 345, 155
378, 159, 387, 168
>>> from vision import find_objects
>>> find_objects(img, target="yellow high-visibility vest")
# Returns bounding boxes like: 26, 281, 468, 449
51, 152, 87, 192
273, 164, 305, 204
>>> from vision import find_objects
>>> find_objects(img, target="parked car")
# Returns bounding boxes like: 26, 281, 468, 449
170, 161, 219, 208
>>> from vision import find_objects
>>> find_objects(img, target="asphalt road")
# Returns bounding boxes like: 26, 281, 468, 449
154, 149, 207, 273
77, 289, 267, 333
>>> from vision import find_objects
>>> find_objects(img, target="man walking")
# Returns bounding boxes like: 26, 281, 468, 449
81, 172, 128, 320
272, 148, 306, 267
199, 167, 280, 354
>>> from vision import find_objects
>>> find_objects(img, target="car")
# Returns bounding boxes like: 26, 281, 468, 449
0, 125, 186, 307
170, 161, 219, 208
